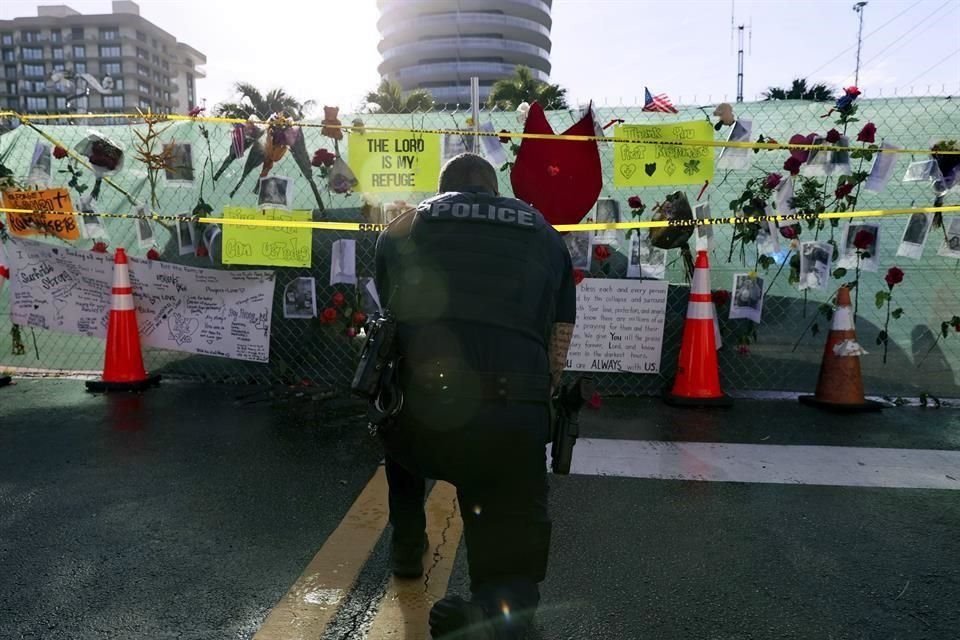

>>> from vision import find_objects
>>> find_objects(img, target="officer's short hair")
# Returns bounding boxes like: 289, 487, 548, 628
438, 153, 499, 195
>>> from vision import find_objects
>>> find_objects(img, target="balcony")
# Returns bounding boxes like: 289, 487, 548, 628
377, 0, 551, 31
391, 61, 546, 87
379, 37, 550, 75
380, 13, 551, 51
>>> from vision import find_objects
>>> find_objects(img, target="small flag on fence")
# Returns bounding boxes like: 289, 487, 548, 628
231, 124, 245, 159
642, 87, 678, 114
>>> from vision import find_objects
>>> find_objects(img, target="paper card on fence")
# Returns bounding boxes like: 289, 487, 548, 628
258, 176, 293, 210
77, 195, 108, 241
479, 121, 508, 167
1, 188, 79, 241
627, 233, 666, 279
937, 217, 960, 259
176, 216, 197, 256
283, 277, 317, 319
613, 121, 714, 187
799, 241, 833, 291
864, 142, 901, 193
358, 277, 383, 314
222, 207, 311, 268
135, 207, 155, 249
693, 201, 714, 249
730, 273, 764, 324
774, 178, 795, 215
202, 224, 221, 265
331, 239, 357, 286
903, 159, 939, 182
443, 130, 471, 164
592, 198, 621, 245
565, 232, 591, 270
896, 213, 933, 260
757, 213, 780, 256
27, 142, 52, 188
716, 119, 753, 171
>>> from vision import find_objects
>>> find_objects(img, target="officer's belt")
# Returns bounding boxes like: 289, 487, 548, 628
406, 370, 551, 403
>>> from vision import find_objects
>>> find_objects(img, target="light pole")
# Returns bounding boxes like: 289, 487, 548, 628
853, 2, 868, 86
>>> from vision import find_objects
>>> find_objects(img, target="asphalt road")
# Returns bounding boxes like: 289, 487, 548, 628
1, 380, 958, 639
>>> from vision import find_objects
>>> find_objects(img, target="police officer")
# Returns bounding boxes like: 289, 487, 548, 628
374, 153, 576, 639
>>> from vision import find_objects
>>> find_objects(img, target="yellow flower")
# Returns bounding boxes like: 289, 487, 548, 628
748, 271, 758, 280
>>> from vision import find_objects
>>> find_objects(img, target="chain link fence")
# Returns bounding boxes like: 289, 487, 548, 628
1, 97, 959, 397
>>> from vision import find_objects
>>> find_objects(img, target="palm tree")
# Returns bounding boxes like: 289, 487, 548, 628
214, 83, 315, 120
762, 78, 833, 102
364, 79, 434, 113
487, 66, 568, 110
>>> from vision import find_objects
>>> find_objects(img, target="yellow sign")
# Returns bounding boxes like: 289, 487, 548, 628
221, 207, 312, 267
348, 131, 441, 193
2, 188, 80, 240
613, 121, 715, 187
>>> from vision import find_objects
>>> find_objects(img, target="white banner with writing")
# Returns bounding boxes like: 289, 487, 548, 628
565, 278, 669, 374
4, 239, 275, 363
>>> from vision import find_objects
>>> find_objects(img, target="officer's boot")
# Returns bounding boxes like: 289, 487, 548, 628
429, 590, 537, 639
391, 533, 429, 579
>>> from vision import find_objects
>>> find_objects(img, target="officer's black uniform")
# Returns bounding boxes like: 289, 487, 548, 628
374, 188, 576, 635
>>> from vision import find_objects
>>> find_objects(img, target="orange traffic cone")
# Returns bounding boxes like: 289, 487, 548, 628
86, 248, 161, 392
799, 286, 881, 412
664, 250, 731, 407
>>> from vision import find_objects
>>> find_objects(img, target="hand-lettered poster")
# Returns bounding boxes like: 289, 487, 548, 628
613, 121, 714, 188
1, 188, 80, 241
348, 131, 441, 193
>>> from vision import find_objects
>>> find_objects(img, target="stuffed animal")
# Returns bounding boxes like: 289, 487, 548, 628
713, 103, 735, 131
322, 106, 343, 141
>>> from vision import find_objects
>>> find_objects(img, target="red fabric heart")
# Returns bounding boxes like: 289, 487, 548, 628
510, 102, 602, 225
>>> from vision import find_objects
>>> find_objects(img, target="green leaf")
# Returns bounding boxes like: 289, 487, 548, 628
891, 308, 904, 319
875, 291, 889, 309
876, 330, 887, 346
942, 322, 951, 339
811, 323, 819, 337
832, 268, 847, 278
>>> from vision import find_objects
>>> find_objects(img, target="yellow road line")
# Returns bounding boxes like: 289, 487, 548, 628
366, 481, 463, 640
253, 466, 390, 640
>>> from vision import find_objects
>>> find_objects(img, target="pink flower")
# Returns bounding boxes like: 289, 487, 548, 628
825, 129, 842, 144
764, 173, 782, 190
737, 344, 750, 355
346, 327, 357, 338
587, 391, 601, 410
857, 122, 877, 144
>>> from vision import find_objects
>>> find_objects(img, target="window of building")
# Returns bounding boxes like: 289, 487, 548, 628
1, 33, 12, 46
154, 71, 162, 83
103, 94, 123, 109
52, 62, 65, 72
164, 91, 170, 102
137, 63, 148, 76
6, 82, 15, 94
100, 28, 119, 41
136, 31, 147, 42
102, 62, 121, 75
155, 87, 162, 98
7, 97, 18, 109
1, 49, 13, 62
136, 47, 148, 60
113, 78, 123, 90
26, 96, 48, 111
23, 63, 45, 77
73, 44, 85, 58
56, 96, 67, 109
51, 30, 63, 43
161, 59, 168, 70
152, 54, 159, 64
22, 31, 42, 44
139, 98, 151, 109
74, 61, 87, 73
186, 72, 194, 107
99, 45, 121, 58
138, 80, 150, 94
74, 95, 88, 110
52, 47, 64, 60
4, 65, 15, 78
71, 27, 84, 40
22, 47, 43, 60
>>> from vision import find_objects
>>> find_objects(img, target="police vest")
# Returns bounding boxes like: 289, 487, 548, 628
390, 191, 557, 347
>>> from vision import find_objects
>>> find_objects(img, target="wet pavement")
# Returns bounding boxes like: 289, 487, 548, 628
1, 379, 958, 639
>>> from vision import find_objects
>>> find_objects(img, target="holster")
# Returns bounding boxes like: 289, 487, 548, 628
550, 377, 595, 475
351, 312, 403, 431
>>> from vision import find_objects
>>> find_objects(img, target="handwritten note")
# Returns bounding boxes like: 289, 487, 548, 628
221, 207, 312, 268
1, 188, 80, 240
348, 131, 441, 193
565, 278, 669, 374
613, 121, 714, 187
5, 238, 275, 362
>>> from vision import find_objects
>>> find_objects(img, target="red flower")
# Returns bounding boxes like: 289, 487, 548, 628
857, 122, 877, 144
546, 165, 560, 177
311, 148, 336, 168
53, 146, 68, 160
572, 268, 585, 285
737, 344, 750, 355
593, 245, 611, 262
332, 291, 346, 307
146, 248, 160, 260
587, 391, 601, 410
884, 266, 904, 289
763, 173, 782, 190
352, 311, 367, 326
835, 182, 854, 199
853, 229, 875, 251
779, 224, 800, 240
498, 129, 512, 144
711, 289, 731, 306
346, 327, 357, 338
627, 195, 644, 210
788, 133, 815, 162
0, 265, 9, 279
783, 156, 803, 176
825, 129, 841, 144
320, 307, 338, 324
91, 241, 108, 253
195, 245, 209, 257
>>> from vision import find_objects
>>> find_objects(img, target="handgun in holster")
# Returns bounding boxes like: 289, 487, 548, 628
350, 311, 403, 432
550, 377, 595, 475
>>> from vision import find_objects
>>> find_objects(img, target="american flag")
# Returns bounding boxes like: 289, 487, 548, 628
642, 87, 678, 114
230, 124, 246, 159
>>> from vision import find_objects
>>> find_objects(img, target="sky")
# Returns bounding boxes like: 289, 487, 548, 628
2, 0, 959, 115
